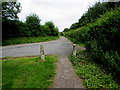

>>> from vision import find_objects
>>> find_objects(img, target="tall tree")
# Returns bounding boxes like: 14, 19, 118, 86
45, 21, 55, 29
25, 14, 41, 36
2, 1, 21, 39
45, 21, 59, 36
26, 14, 41, 26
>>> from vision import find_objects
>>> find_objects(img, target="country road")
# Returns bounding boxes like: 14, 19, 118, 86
1, 36, 86, 88
2, 36, 85, 58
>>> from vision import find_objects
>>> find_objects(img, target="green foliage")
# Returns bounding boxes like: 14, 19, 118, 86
2, 55, 58, 88
25, 14, 41, 37
2, 36, 60, 46
2, 2, 21, 20
65, 7, 120, 83
2, 13, 59, 40
85, 7, 120, 82
60, 32, 64, 36
69, 51, 120, 88
45, 21, 59, 36
70, 22, 79, 30
40, 25, 50, 36
64, 26, 89, 45
26, 14, 41, 25
63, 28, 69, 32
65, 2, 120, 32
45, 21, 54, 28
2, 20, 28, 39
2, 2, 59, 40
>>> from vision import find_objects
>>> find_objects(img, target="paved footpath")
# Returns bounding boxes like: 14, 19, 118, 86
53, 57, 85, 88
2, 36, 86, 88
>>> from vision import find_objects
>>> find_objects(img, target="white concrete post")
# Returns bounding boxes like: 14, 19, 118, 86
73, 44, 76, 56
40, 45, 45, 60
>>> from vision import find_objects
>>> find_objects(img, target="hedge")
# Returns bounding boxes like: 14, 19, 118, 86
64, 7, 120, 82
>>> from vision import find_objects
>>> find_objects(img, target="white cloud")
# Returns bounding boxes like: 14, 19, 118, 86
18, 0, 99, 32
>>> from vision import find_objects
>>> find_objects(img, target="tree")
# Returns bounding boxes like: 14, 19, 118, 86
45, 21, 59, 36
26, 14, 41, 26
2, 2, 21, 20
2, 1, 21, 39
45, 21, 54, 29
25, 14, 41, 37
40, 25, 50, 36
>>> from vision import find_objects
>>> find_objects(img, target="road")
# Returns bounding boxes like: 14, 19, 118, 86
2, 36, 85, 58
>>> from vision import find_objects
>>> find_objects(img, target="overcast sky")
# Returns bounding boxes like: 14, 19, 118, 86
18, 0, 99, 32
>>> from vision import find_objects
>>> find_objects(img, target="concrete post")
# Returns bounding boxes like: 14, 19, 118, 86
73, 44, 76, 56
40, 45, 45, 60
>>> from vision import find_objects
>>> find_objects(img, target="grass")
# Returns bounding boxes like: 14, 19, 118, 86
2, 55, 58, 88
69, 50, 120, 88
2, 36, 60, 46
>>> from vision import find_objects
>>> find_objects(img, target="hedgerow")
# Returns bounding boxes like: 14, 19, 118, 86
65, 7, 120, 82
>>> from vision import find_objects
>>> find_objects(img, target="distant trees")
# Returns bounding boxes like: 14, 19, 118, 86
45, 21, 59, 36
2, 2, 59, 40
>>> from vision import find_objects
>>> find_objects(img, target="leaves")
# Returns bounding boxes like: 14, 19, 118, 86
2, 2, 21, 20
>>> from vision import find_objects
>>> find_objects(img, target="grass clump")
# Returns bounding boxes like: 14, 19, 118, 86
69, 50, 120, 88
2, 55, 58, 88
2, 36, 59, 46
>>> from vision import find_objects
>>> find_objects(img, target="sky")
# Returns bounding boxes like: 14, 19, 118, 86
18, 0, 100, 32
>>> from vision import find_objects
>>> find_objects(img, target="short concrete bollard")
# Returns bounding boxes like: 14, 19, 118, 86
73, 44, 76, 56
40, 45, 45, 61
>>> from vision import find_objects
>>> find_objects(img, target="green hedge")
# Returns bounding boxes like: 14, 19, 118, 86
64, 7, 120, 82
64, 26, 89, 44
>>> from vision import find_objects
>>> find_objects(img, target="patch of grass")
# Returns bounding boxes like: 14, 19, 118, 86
2, 36, 60, 46
2, 55, 58, 88
69, 51, 120, 88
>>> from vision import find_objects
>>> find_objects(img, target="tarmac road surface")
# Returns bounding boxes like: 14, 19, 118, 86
2, 36, 85, 58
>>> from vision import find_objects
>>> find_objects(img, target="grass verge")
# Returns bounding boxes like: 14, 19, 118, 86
69, 50, 120, 88
2, 36, 60, 46
2, 55, 58, 88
